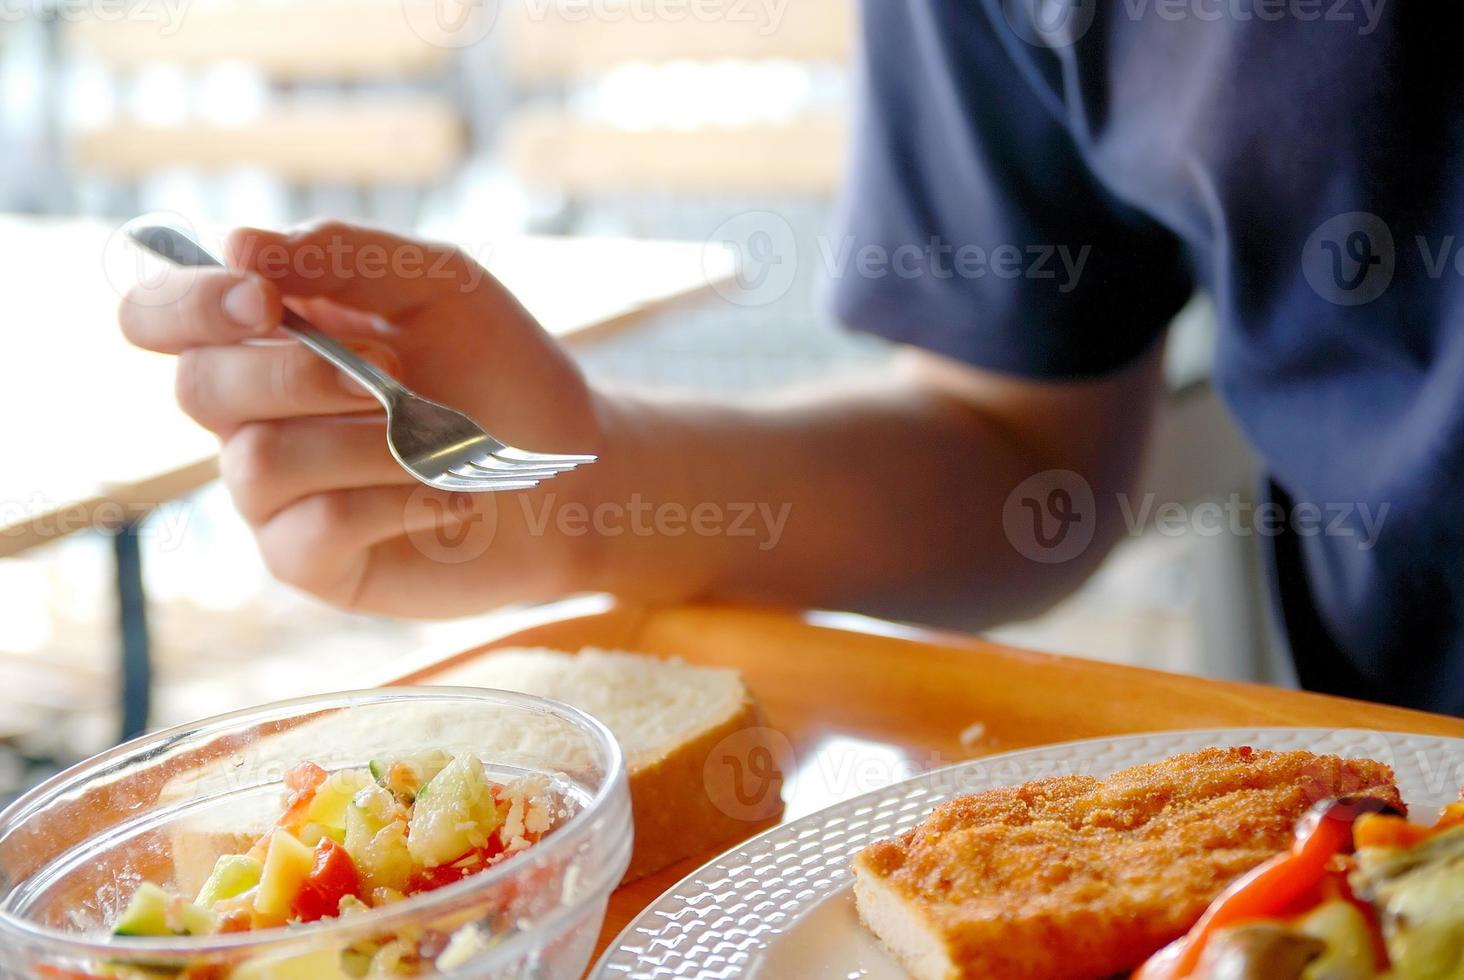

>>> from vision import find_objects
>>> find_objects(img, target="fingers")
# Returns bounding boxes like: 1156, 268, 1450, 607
220, 417, 411, 525
225, 222, 490, 322
120, 268, 282, 353
175, 339, 400, 435
253, 484, 490, 608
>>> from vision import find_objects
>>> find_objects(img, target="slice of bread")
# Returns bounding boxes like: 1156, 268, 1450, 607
423, 647, 783, 881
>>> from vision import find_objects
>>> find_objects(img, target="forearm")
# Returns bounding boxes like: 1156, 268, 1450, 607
558, 349, 1159, 626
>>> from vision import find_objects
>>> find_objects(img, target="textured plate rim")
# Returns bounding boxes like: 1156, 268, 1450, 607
591, 725, 1464, 978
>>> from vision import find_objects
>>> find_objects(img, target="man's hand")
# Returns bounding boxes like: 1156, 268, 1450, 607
120, 222, 602, 616
120, 220, 1162, 628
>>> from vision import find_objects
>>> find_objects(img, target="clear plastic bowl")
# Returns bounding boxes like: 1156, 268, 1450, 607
0, 687, 631, 979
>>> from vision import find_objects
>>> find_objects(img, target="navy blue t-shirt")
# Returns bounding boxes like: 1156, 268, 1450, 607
832, 0, 1464, 714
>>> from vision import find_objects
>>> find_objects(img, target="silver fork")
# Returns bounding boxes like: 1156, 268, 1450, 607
128, 223, 595, 493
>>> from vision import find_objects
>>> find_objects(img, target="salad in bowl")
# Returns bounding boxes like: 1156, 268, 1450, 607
0, 689, 631, 979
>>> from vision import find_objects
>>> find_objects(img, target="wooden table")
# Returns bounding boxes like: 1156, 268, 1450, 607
380, 596, 1464, 965
0, 215, 733, 739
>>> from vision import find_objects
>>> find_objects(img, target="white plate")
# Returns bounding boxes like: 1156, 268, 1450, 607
592, 727, 1464, 979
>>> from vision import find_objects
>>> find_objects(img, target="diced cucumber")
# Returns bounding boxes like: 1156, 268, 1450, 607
229, 948, 353, 980
195, 854, 263, 908
296, 822, 345, 848
305, 769, 372, 832
113, 882, 173, 937
407, 755, 499, 868
253, 830, 314, 919
371, 751, 452, 804
177, 900, 216, 937
344, 799, 411, 892
339, 948, 374, 979
344, 797, 386, 860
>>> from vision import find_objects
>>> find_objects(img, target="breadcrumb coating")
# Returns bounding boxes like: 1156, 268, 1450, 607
854, 747, 1401, 979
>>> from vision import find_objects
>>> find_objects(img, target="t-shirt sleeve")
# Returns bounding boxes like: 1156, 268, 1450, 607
830, 0, 1193, 379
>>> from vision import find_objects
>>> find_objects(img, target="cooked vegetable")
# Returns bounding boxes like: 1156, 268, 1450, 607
304, 769, 372, 833
405, 755, 502, 869
229, 948, 354, 980
1352, 825, 1464, 979
290, 839, 362, 923
101, 752, 562, 978
194, 854, 263, 909
112, 882, 173, 937
254, 829, 316, 920
371, 750, 451, 805
1191, 922, 1325, 979
1296, 900, 1380, 980
1136, 797, 1402, 980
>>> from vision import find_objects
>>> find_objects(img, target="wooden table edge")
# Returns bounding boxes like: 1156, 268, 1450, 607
377, 596, 1464, 972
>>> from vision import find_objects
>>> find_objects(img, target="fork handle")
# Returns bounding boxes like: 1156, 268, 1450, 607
126, 224, 405, 408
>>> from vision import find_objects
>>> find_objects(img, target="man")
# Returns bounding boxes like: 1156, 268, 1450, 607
120, 2, 1462, 714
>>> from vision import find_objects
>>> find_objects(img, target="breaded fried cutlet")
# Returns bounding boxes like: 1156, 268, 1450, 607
852, 747, 1400, 980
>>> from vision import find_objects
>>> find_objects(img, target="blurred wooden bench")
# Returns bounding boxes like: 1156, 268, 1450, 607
64, 0, 459, 80
504, 0, 854, 81
62, 0, 472, 205
72, 101, 463, 185
501, 0, 853, 196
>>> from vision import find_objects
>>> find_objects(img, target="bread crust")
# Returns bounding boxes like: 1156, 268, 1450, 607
853, 748, 1401, 979
622, 693, 782, 881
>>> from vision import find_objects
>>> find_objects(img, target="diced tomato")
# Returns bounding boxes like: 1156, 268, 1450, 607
278, 763, 329, 829
246, 763, 330, 861
36, 968, 108, 980
290, 838, 362, 923
405, 837, 507, 896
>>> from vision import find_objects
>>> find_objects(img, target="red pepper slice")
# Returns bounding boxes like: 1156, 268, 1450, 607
290, 838, 362, 923
1135, 797, 1394, 980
